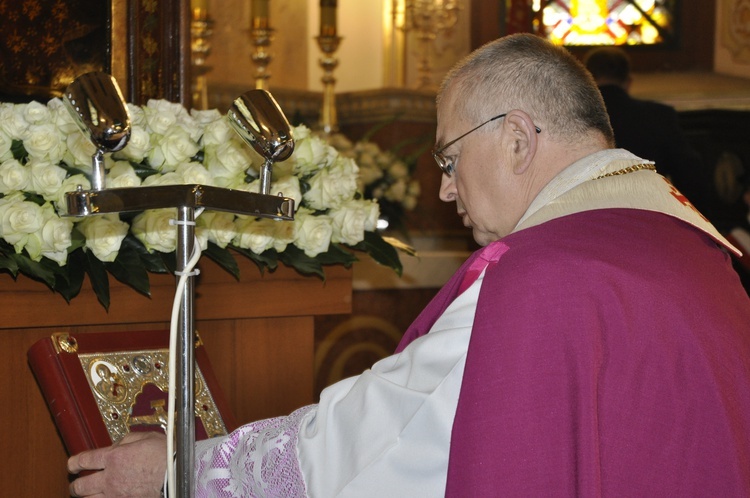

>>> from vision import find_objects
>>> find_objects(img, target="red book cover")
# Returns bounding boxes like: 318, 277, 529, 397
28, 329, 237, 456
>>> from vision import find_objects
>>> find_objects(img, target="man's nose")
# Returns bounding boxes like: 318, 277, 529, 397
439, 173, 456, 202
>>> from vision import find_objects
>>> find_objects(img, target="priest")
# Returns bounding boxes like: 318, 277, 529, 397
68, 33, 750, 497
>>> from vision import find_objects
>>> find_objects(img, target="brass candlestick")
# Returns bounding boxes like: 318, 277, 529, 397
191, 15, 214, 109
316, 34, 342, 134
250, 27, 274, 90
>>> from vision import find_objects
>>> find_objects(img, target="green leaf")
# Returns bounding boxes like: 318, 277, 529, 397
21, 191, 46, 206
53, 250, 85, 302
0, 253, 19, 276
105, 244, 151, 297
14, 253, 57, 287
131, 162, 160, 180
59, 163, 89, 178
230, 245, 279, 273
68, 227, 86, 252
85, 250, 110, 310
277, 245, 325, 279
315, 244, 358, 267
204, 243, 240, 280
121, 235, 171, 273
11, 139, 27, 162
351, 231, 404, 276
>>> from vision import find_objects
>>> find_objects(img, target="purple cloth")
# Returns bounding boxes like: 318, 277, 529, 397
398, 209, 750, 496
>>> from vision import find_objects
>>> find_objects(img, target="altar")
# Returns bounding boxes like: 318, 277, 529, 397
0, 257, 351, 497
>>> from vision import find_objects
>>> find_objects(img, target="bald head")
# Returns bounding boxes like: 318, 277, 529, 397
439, 33, 615, 148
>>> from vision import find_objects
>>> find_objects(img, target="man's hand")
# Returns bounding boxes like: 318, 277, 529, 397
68, 431, 167, 497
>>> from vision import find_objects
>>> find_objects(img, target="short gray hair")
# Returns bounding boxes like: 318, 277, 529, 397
439, 33, 614, 144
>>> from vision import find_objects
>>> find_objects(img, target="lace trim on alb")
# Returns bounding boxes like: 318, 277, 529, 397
195, 405, 315, 498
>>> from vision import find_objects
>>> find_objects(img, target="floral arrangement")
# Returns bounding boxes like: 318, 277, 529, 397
326, 130, 423, 232
0, 99, 404, 309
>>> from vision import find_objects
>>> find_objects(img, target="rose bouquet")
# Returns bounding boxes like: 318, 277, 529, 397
0, 99, 403, 309
326, 129, 424, 232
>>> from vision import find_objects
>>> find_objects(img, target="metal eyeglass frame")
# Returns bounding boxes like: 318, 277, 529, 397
432, 112, 542, 177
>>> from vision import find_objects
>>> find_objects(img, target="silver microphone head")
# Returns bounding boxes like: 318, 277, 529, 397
63, 72, 131, 153
227, 89, 294, 163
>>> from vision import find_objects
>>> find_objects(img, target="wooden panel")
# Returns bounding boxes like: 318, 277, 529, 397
199, 316, 315, 424
0, 258, 350, 496
0, 256, 351, 330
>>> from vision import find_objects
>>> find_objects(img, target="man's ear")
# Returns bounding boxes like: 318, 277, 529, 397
504, 110, 538, 174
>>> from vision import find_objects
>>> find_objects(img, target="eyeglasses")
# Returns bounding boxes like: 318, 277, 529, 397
432, 112, 542, 177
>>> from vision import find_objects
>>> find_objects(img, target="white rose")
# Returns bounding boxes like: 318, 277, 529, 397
384, 178, 408, 203
176, 161, 214, 185
24, 123, 65, 163
39, 203, 74, 265
356, 151, 375, 168
402, 194, 418, 211
293, 135, 336, 176
388, 160, 410, 180
270, 218, 295, 253
191, 108, 222, 126
359, 142, 381, 156
292, 125, 311, 140
204, 141, 252, 187
358, 163, 385, 186
272, 159, 294, 179
0, 103, 29, 138
361, 198, 380, 231
271, 175, 302, 211
233, 216, 276, 254
148, 126, 200, 171
203, 118, 233, 147
327, 133, 353, 151
176, 114, 203, 143
293, 208, 332, 257
0, 129, 12, 162
116, 125, 151, 162
197, 211, 236, 248
131, 208, 178, 253
144, 100, 181, 134
77, 214, 129, 262
0, 159, 31, 193
106, 161, 142, 189
127, 103, 146, 127
23, 101, 51, 124
23, 230, 43, 261
142, 172, 182, 186
64, 131, 97, 168
0, 194, 44, 248
48, 98, 80, 136
29, 160, 68, 200
407, 179, 421, 197
330, 200, 368, 246
304, 156, 359, 210
235, 178, 261, 194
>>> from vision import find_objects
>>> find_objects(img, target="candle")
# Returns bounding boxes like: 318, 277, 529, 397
252, 0, 270, 29
320, 0, 337, 37
192, 0, 209, 20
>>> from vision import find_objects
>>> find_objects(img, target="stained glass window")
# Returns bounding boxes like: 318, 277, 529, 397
530, 0, 677, 46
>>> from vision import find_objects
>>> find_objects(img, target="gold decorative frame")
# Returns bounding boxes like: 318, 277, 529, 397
79, 348, 228, 443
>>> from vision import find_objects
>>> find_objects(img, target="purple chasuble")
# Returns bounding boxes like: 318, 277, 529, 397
397, 208, 750, 496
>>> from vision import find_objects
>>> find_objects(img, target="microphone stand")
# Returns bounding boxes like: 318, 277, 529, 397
65, 184, 294, 497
